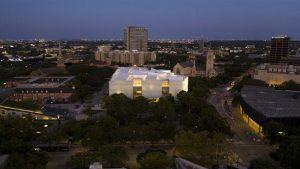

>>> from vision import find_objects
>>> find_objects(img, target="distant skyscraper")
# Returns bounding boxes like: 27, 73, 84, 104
206, 50, 217, 78
199, 40, 204, 52
57, 42, 65, 68
268, 35, 290, 64
124, 26, 148, 52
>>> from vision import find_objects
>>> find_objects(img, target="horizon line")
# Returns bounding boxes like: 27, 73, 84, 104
1, 38, 300, 41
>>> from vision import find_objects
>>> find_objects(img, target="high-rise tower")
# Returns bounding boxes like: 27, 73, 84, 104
57, 42, 65, 68
124, 26, 148, 52
268, 35, 290, 64
199, 40, 205, 52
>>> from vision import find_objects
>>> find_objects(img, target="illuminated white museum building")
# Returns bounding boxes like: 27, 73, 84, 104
109, 67, 188, 98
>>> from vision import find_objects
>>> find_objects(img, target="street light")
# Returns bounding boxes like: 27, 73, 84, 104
57, 114, 61, 127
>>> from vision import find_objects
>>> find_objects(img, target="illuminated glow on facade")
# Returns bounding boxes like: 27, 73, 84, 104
0, 105, 60, 121
240, 105, 261, 133
253, 64, 300, 85
240, 86, 300, 133
109, 67, 188, 99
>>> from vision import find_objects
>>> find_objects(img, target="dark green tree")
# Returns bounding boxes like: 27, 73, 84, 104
67, 152, 100, 169
232, 75, 268, 91
276, 80, 300, 91
103, 94, 132, 125
149, 97, 176, 123
249, 159, 277, 169
137, 151, 170, 169
275, 136, 300, 169
263, 121, 287, 143
98, 145, 128, 167
0, 116, 37, 153
175, 130, 232, 166
2, 151, 48, 169
83, 116, 118, 148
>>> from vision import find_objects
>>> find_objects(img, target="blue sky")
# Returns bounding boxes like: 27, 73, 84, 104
0, 0, 299, 40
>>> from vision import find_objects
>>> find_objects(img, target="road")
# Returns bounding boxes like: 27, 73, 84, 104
45, 81, 109, 120
175, 157, 208, 169
91, 81, 108, 107
46, 146, 87, 169
46, 143, 174, 169
208, 73, 276, 167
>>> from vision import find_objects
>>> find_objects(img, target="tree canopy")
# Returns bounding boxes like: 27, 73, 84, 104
249, 159, 277, 169
175, 130, 232, 166
137, 150, 170, 169
1, 151, 48, 169
276, 80, 300, 91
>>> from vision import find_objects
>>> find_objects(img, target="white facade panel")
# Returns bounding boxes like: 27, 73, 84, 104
109, 67, 188, 99
109, 80, 133, 98
142, 79, 162, 98
169, 77, 188, 97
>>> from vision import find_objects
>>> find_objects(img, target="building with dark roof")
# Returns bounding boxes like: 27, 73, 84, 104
9, 76, 74, 103
173, 60, 197, 77
178, 61, 194, 68
3, 77, 31, 88
240, 85, 300, 132
30, 67, 67, 76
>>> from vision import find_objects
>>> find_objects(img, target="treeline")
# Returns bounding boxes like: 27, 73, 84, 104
275, 80, 300, 91
232, 75, 268, 91
0, 64, 234, 168
263, 122, 300, 169
0, 61, 52, 84
66, 65, 115, 100
233, 75, 300, 92
0, 116, 48, 169
46, 86, 233, 168
1, 62, 253, 169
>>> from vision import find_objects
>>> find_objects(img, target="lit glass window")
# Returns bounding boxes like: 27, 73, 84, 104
133, 79, 142, 87
162, 80, 169, 87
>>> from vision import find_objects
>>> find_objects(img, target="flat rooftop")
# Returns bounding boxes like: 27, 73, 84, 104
15, 76, 74, 89
241, 85, 300, 118
256, 64, 300, 74
111, 67, 186, 81
7, 77, 31, 81
30, 77, 70, 84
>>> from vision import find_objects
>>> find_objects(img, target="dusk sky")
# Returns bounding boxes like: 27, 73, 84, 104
0, 0, 299, 40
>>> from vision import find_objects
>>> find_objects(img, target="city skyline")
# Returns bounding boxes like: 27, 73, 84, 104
1, 0, 300, 40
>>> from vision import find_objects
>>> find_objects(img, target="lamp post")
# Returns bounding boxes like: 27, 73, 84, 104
57, 114, 61, 127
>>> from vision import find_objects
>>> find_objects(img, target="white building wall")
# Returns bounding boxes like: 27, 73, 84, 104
169, 77, 188, 97
109, 80, 133, 98
109, 77, 188, 99
142, 79, 162, 98
109, 67, 188, 99
253, 69, 300, 85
